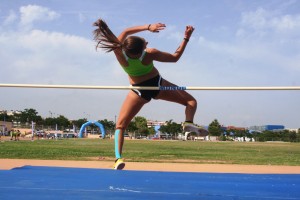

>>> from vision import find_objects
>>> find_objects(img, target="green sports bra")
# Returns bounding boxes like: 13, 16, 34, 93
121, 50, 154, 77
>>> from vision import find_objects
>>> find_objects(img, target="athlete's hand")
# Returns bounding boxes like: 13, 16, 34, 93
149, 23, 166, 33
184, 25, 195, 39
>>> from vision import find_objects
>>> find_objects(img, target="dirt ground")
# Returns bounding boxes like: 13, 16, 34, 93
1, 159, 300, 174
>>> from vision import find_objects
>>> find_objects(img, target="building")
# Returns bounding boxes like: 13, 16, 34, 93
286, 128, 299, 133
147, 120, 168, 139
249, 125, 285, 132
147, 120, 166, 127
226, 126, 246, 131
0, 121, 13, 133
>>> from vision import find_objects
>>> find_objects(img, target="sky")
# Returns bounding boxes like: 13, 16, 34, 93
0, 0, 300, 128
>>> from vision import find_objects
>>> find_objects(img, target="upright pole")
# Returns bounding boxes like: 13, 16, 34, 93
31, 121, 34, 141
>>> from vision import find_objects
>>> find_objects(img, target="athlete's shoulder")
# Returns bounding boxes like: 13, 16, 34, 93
145, 48, 163, 57
146, 48, 159, 53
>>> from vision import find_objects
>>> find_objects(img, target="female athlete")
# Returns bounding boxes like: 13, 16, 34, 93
93, 19, 206, 169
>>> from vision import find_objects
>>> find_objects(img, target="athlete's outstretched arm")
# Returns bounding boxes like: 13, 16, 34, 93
118, 23, 166, 42
150, 25, 195, 63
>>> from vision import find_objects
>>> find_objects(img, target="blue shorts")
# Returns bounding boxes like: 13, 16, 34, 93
132, 75, 162, 101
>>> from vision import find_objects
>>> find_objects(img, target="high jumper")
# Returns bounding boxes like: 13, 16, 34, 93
93, 19, 208, 170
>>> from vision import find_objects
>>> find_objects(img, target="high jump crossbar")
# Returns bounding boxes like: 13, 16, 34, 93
0, 83, 300, 91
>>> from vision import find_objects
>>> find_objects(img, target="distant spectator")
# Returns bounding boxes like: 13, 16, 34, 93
16, 130, 21, 141
10, 129, 18, 141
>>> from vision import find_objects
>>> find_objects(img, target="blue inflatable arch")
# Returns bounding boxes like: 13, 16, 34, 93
78, 121, 106, 138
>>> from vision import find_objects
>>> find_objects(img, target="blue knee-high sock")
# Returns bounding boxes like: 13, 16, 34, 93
114, 129, 121, 159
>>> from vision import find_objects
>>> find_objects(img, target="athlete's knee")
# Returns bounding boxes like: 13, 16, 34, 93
187, 97, 197, 108
115, 117, 129, 130
115, 126, 126, 132
115, 117, 124, 126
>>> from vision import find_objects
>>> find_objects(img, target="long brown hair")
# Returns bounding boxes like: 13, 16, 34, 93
93, 19, 146, 55
93, 19, 121, 52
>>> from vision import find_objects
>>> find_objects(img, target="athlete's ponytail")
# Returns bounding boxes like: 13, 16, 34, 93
93, 19, 122, 52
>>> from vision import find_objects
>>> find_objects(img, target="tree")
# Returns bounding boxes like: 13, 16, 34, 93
127, 121, 138, 133
289, 131, 297, 142
0, 110, 10, 122
56, 115, 70, 129
73, 118, 88, 128
148, 126, 156, 136
44, 117, 57, 127
134, 116, 148, 135
44, 115, 70, 130
99, 119, 115, 135
159, 120, 182, 135
208, 119, 222, 136
19, 108, 43, 124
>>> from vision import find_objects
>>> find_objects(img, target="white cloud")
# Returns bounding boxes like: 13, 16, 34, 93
3, 10, 17, 25
198, 35, 257, 61
0, 4, 126, 90
228, 7, 300, 73
241, 7, 269, 30
240, 7, 300, 35
271, 14, 300, 31
19, 5, 60, 29
0, 28, 119, 85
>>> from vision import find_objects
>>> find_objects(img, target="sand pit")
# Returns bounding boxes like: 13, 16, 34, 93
1, 159, 299, 174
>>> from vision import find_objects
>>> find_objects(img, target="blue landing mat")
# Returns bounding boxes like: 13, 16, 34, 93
0, 166, 299, 200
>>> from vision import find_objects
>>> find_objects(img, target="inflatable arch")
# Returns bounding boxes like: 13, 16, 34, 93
78, 121, 105, 138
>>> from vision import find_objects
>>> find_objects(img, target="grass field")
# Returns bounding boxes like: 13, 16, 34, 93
0, 138, 299, 166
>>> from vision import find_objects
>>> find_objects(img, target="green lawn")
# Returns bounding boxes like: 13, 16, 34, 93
0, 139, 299, 166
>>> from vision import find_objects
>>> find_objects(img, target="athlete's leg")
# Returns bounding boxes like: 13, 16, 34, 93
115, 90, 149, 159
155, 79, 208, 137
155, 79, 197, 122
